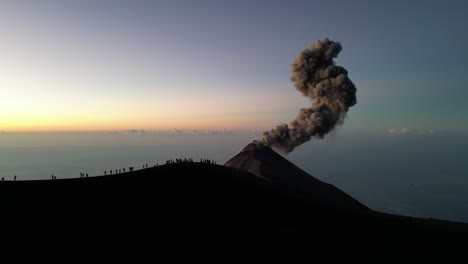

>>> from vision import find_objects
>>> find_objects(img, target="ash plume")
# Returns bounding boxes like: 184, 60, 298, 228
253, 38, 357, 152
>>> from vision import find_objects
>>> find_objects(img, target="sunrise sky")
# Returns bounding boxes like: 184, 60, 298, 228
1, 0, 467, 132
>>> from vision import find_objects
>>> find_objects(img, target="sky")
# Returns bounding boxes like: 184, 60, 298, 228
0, 0, 467, 132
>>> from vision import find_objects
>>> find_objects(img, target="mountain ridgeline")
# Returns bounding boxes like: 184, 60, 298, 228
0, 145, 467, 262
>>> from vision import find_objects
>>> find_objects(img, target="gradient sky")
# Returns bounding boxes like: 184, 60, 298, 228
0, 0, 467, 132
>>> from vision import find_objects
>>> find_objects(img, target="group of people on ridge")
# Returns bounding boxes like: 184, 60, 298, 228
2, 158, 218, 181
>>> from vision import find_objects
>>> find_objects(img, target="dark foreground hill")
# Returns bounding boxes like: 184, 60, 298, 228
0, 148, 467, 263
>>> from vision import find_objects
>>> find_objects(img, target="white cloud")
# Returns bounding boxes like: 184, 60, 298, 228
388, 128, 436, 136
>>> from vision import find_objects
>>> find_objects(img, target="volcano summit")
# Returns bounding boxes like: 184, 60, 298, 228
225, 144, 369, 212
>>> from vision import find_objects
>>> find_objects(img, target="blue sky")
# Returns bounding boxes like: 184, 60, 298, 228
0, 0, 467, 131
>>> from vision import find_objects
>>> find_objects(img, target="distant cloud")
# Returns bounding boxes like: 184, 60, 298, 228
128, 129, 145, 136
193, 130, 208, 135
223, 128, 233, 135
388, 128, 408, 136
172, 129, 183, 136
191, 129, 234, 136
0, 131, 5, 134
107, 131, 120, 135
388, 128, 436, 136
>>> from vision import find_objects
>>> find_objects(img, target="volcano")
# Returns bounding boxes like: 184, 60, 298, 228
225, 144, 369, 212
1, 146, 468, 262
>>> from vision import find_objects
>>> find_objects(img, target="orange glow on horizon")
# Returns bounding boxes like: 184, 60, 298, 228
1, 91, 296, 132
0, 111, 272, 132
0, 70, 299, 133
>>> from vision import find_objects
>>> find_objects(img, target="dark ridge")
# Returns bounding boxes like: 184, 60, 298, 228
0, 158, 467, 262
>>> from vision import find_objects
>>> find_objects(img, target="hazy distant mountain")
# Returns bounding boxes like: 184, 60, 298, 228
225, 143, 369, 212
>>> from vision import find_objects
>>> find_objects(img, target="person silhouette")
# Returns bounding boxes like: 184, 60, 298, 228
86, 174, 88, 177
105, 171, 107, 175
14, 175, 16, 181
1, 177, 4, 181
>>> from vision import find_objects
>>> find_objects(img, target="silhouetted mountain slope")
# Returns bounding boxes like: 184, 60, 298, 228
225, 144, 369, 212
0, 159, 467, 263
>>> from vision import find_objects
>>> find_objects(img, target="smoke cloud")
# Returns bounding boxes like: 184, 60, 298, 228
253, 38, 357, 152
